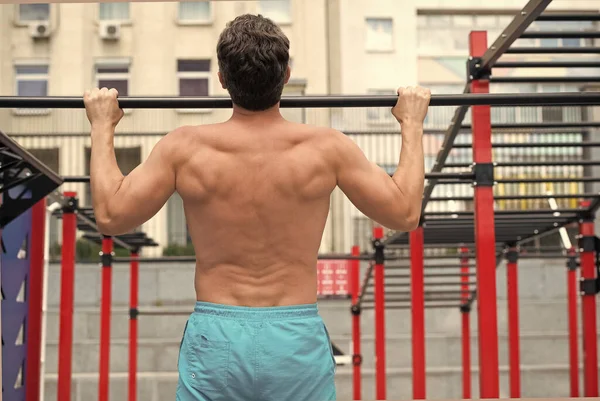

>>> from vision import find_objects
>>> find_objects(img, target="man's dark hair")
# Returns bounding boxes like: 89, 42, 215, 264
217, 14, 290, 111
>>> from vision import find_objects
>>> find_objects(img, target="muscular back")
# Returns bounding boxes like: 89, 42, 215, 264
175, 119, 338, 306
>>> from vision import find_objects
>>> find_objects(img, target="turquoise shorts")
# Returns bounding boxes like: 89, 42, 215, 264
176, 302, 337, 401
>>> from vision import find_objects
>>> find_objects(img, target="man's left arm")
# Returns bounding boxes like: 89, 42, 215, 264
90, 128, 177, 235
84, 87, 178, 235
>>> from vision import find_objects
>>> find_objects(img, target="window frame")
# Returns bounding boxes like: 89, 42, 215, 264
176, 59, 212, 114
98, 2, 132, 23
15, 3, 51, 25
365, 17, 395, 53
176, 1, 213, 25
13, 61, 50, 115
258, 0, 292, 25
95, 59, 132, 113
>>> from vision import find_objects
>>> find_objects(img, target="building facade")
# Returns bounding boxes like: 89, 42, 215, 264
0, 0, 598, 254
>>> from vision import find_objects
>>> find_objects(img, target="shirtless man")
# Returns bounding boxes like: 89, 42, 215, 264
84, 14, 429, 401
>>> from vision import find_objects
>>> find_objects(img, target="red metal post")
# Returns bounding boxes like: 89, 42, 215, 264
57, 192, 77, 401
410, 226, 426, 400
566, 248, 579, 397
469, 31, 500, 399
350, 245, 362, 400
99, 236, 114, 401
460, 247, 471, 400
26, 199, 46, 401
373, 226, 386, 400
129, 251, 140, 401
578, 213, 599, 397
506, 245, 521, 398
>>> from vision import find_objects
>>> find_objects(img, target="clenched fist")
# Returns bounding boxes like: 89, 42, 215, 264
83, 87, 124, 129
391, 86, 431, 126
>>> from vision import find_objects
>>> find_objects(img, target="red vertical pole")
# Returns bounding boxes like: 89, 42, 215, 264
506, 245, 521, 398
129, 251, 139, 401
460, 247, 471, 400
578, 212, 599, 397
469, 30, 500, 399
99, 236, 114, 401
350, 245, 362, 400
566, 248, 580, 397
26, 199, 46, 401
410, 226, 426, 400
372, 226, 386, 400
57, 192, 77, 401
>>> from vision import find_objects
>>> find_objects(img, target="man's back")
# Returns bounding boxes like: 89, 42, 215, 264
176, 118, 337, 307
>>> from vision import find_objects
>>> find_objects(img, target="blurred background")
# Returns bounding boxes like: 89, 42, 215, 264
0, 0, 598, 256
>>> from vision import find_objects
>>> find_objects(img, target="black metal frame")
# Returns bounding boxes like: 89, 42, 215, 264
0, 130, 63, 228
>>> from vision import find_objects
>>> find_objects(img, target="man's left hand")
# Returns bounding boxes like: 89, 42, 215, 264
84, 87, 124, 130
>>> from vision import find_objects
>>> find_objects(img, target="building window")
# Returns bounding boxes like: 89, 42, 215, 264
99, 3, 130, 21
258, 0, 291, 23
532, 20, 595, 48
18, 4, 50, 22
365, 18, 393, 52
15, 64, 48, 96
178, 59, 210, 96
178, 2, 211, 22
96, 62, 130, 96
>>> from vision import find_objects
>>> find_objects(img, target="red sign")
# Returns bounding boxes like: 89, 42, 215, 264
317, 260, 350, 297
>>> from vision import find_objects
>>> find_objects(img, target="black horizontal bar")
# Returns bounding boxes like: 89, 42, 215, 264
537, 14, 600, 21
496, 177, 600, 184
4, 92, 600, 109
506, 47, 600, 54
424, 209, 579, 216
444, 161, 600, 168
453, 142, 600, 149
363, 297, 465, 303
495, 61, 600, 68
521, 31, 600, 39
362, 304, 460, 310
425, 172, 474, 180
430, 193, 600, 202
491, 77, 600, 84
387, 264, 475, 269
463, 122, 600, 130
386, 273, 475, 279
63, 175, 90, 183
138, 309, 190, 316
365, 282, 477, 288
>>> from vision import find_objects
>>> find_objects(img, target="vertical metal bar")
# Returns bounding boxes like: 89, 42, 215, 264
350, 245, 361, 401
26, 199, 46, 401
99, 236, 114, 401
579, 216, 599, 397
57, 192, 77, 401
567, 248, 580, 397
470, 30, 500, 399
460, 247, 471, 400
373, 226, 386, 400
506, 246, 521, 398
410, 227, 426, 399
128, 251, 139, 401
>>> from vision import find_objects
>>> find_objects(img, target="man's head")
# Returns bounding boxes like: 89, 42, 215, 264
217, 14, 291, 111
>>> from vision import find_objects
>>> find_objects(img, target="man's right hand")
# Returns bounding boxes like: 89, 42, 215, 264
391, 86, 431, 127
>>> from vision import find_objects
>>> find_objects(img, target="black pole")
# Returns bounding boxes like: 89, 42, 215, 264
505, 47, 600, 54
536, 13, 600, 21
429, 193, 600, 201
2, 92, 600, 109
521, 31, 600, 39
491, 77, 600, 84
495, 61, 600, 68
452, 142, 600, 149
462, 122, 600, 129
444, 161, 600, 168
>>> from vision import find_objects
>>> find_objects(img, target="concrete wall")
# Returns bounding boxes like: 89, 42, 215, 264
40, 257, 600, 401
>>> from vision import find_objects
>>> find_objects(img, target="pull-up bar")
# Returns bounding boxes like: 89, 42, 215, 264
2, 92, 600, 108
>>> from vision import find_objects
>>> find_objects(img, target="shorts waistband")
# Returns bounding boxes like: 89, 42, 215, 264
193, 301, 319, 320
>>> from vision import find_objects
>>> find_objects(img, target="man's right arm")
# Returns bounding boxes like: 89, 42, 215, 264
333, 87, 430, 232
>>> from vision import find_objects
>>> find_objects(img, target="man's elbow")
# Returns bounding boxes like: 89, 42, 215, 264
387, 208, 421, 232
96, 213, 126, 236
